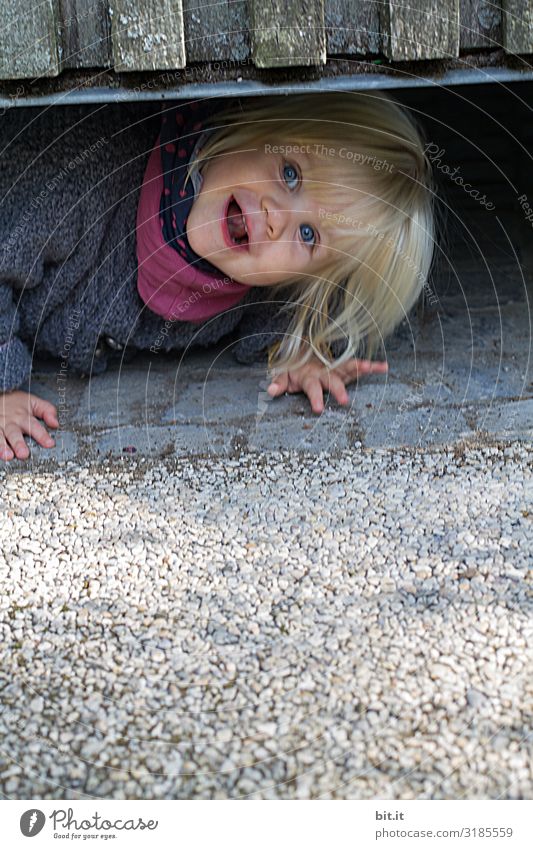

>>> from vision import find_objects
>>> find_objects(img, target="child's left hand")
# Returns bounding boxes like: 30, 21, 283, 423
266, 355, 388, 414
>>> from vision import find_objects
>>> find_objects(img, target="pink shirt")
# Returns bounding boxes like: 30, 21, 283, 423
136, 133, 250, 323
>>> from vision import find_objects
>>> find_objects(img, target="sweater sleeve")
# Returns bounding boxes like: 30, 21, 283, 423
0, 112, 62, 392
0, 282, 32, 393
0, 104, 126, 392
0, 187, 71, 392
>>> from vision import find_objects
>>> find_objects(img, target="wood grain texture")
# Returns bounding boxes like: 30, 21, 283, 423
57, 0, 112, 68
380, 0, 460, 60
183, 0, 249, 61
249, 0, 326, 67
459, 0, 502, 50
109, 0, 186, 71
502, 0, 533, 52
325, 0, 380, 54
0, 0, 60, 79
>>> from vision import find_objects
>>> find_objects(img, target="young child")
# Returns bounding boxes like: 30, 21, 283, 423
0, 92, 435, 461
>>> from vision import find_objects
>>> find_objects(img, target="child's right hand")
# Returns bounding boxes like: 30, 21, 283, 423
267, 354, 389, 414
0, 390, 59, 461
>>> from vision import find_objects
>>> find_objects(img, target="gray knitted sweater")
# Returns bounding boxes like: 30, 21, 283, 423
0, 103, 292, 393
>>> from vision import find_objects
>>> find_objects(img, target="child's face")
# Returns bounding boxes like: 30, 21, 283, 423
186, 148, 333, 285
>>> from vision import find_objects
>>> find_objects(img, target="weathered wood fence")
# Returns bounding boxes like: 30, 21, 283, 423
0, 0, 531, 80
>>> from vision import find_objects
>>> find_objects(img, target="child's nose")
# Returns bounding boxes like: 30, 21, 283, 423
262, 197, 289, 240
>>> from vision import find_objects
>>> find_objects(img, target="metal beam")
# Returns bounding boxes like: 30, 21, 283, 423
2, 66, 533, 109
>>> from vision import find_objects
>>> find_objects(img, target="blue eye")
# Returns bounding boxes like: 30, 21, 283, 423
283, 163, 299, 189
282, 162, 317, 249
300, 223, 316, 246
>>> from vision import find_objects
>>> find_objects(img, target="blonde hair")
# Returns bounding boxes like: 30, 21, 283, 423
188, 91, 437, 373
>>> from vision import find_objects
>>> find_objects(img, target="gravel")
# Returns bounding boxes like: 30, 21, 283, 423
0, 443, 531, 800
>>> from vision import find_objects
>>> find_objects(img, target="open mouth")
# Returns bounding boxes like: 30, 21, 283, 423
225, 196, 248, 247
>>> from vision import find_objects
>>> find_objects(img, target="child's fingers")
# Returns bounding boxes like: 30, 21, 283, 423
356, 359, 388, 373
3, 424, 30, 460
0, 431, 14, 462
339, 359, 388, 382
28, 417, 55, 449
267, 372, 288, 396
300, 375, 325, 414
333, 360, 367, 383
30, 396, 59, 428
323, 372, 350, 406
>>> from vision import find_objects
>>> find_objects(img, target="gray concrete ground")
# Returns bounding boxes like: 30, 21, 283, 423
0, 207, 532, 799
19, 293, 533, 464
12, 226, 532, 465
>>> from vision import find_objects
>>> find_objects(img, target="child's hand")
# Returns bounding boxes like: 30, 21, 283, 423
0, 390, 59, 461
266, 355, 388, 414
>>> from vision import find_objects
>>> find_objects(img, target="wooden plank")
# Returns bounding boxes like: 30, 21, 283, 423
325, 0, 380, 54
109, 0, 186, 71
183, 0, 249, 62
57, 0, 112, 68
0, 0, 60, 80
502, 0, 533, 52
250, 0, 326, 67
380, 0, 460, 61
459, 0, 502, 50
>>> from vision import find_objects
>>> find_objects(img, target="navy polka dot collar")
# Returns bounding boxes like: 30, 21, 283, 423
159, 99, 239, 276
